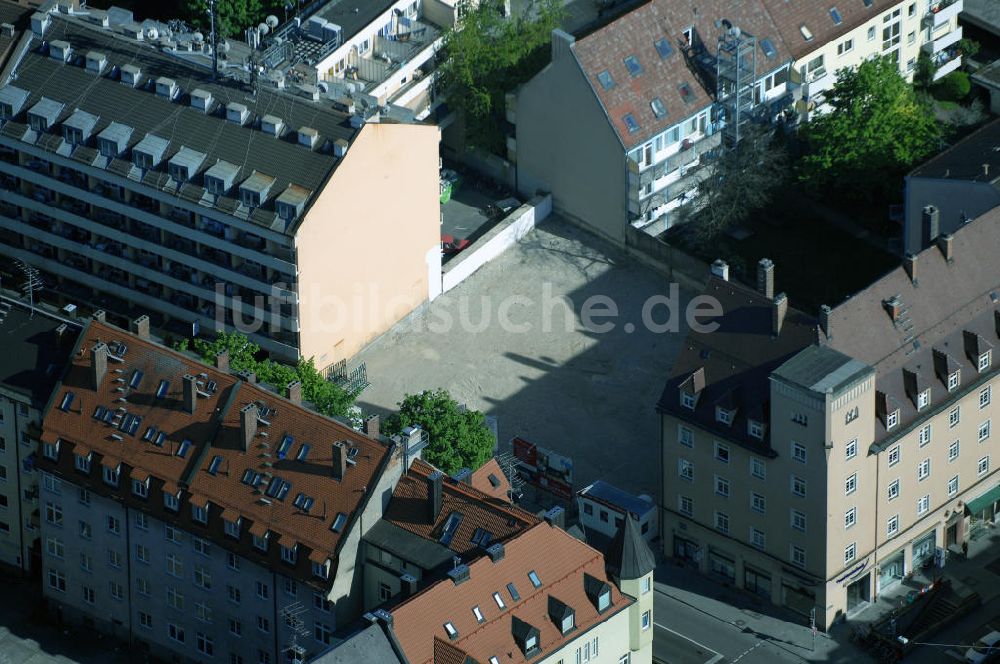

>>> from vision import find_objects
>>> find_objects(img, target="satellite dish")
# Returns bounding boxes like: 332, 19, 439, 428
265, 15, 279, 28
258, 23, 270, 35
193, 31, 204, 43
146, 27, 159, 40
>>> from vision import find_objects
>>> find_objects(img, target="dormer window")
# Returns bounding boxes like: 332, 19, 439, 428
103, 464, 120, 487
74, 452, 91, 473
748, 420, 763, 440
280, 544, 297, 564
42, 440, 59, 461
681, 391, 696, 410
192, 504, 208, 524
947, 370, 960, 392
715, 407, 733, 425
597, 587, 610, 611
164, 491, 179, 511
887, 409, 900, 430
311, 560, 329, 578
224, 517, 241, 539
240, 189, 260, 208
132, 478, 149, 498
548, 596, 575, 635
524, 634, 538, 652
253, 533, 268, 551
917, 389, 930, 411
979, 351, 991, 372
561, 613, 574, 633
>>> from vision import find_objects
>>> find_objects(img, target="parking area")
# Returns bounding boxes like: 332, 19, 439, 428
353, 215, 693, 498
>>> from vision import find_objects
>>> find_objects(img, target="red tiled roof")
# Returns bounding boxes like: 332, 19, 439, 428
469, 458, 511, 503
573, 0, 793, 149
38, 320, 393, 587
759, 0, 900, 61
385, 459, 539, 558
391, 522, 632, 664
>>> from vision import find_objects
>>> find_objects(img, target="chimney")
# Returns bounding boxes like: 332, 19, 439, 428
130, 315, 150, 340
239, 403, 257, 451
923, 205, 940, 244
447, 564, 471, 586
710, 259, 729, 282
237, 369, 256, 384
90, 342, 108, 390
332, 442, 347, 481
363, 415, 380, 439
54, 323, 70, 347
427, 471, 443, 523
486, 542, 505, 562
215, 349, 229, 372
937, 233, 954, 262
772, 292, 788, 336
91, 309, 106, 323
544, 506, 565, 529
884, 295, 903, 322
904, 253, 918, 285
182, 374, 197, 414
819, 304, 832, 340
400, 573, 417, 598
287, 380, 302, 405
757, 258, 775, 299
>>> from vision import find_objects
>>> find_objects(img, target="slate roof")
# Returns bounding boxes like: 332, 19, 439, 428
605, 515, 656, 580
823, 206, 1000, 442
1, 12, 358, 234
579, 479, 655, 519
390, 521, 632, 664
572, 0, 792, 149
758, 0, 901, 61
0, 298, 78, 405
771, 345, 873, 397
38, 320, 393, 587
656, 274, 818, 454
384, 458, 540, 560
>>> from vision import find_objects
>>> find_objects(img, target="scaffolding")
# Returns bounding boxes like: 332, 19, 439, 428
280, 601, 309, 664
716, 25, 757, 148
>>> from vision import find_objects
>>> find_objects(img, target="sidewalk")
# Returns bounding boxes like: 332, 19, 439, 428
654, 561, 873, 663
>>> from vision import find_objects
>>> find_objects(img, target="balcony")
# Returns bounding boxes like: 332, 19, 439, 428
923, 25, 962, 54
926, 0, 962, 27
933, 53, 962, 80
343, 18, 441, 93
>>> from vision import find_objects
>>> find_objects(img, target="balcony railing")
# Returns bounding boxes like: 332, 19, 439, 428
926, 0, 962, 27
923, 25, 962, 54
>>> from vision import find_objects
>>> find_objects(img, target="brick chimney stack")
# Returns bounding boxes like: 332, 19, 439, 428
91, 342, 108, 390
427, 471, 443, 523
287, 380, 302, 405
215, 350, 229, 372
182, 374, 197, 414
757, 258, 775, 299
904, 253, 918, 285
332, 442, 347, 481
239, 404, 257, 451
130, 315, 150, 340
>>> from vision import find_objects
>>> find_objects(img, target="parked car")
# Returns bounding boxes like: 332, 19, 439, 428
441, 234, 470, 256
965, 631, 1000, 663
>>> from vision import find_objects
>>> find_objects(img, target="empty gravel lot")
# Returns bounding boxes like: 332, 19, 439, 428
353, 217, 695, 497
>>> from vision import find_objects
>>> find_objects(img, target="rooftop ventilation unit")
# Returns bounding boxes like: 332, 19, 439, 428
333, 139, 348, 158
189, 88, 212, 112
261, 115, 283, 137
226, 102, 250, 125
31, 12, 49, 37
120, 64, 141, 88
49, 40, 72, 63
299, 84, 319, 101
155, 77, 178, 99
121, 22, 143, 40
85, 51, 107, 74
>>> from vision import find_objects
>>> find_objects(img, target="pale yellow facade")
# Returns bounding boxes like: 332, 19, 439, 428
295, 122, 441, 368
662, 356, 1000, 629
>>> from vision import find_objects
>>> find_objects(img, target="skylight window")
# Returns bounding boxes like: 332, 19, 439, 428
176, 439, 192, 458
440, 512, 464, 546
331, 512, 347, 533
760, 39, 777, 59
472, 606, 485, 623
650, 97, 667, 118
493, 592, 506, 609
597, 70, 615, 91
830, 7, 843, 24
444, 622, 458, 639
528, 570, 542, 588
129, 369, 144, 389
863, 0, 873, 6
623, 114, 640, 133
142, 426, 157, 442
154, 432, 167, 447
507, 582, 521, 602
654, 37, 674, 59
800, 25, 814, 41
623, 55, 642, 76
155, 379, 169, 398
59, 391, 75, 411
471, 527, 493, 547
277, 435, 294, 459
208, 455, 223, 475
296, 444, 311, 461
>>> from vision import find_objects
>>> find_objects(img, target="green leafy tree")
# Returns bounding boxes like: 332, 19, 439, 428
383, 389, 494, 474
932, 71, 971, 102
192, 331, 357, 419
798, 56, 941, 201
957, 38, 980, 59
437, 0, 564, 154
913, 52, 936, 89
185, 0, 265, 39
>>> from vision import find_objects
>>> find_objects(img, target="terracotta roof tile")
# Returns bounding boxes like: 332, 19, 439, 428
469, 458, 512, 503
573, 0, 793, 149
759, 0, 900, 61
386, 459, 539, 558
391, 522, 631, 664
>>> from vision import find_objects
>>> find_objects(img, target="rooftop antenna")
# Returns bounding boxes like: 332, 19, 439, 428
16, 259, 42, 319
208, 0, 219, 80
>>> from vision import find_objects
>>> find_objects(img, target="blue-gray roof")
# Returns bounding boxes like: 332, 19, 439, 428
580, 480, 654, 518
772, 345, 873, 396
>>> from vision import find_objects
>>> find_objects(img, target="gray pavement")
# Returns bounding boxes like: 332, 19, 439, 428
353, 215, 692, 497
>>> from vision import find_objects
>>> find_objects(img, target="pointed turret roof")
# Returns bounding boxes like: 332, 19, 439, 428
606, 516, 656, 580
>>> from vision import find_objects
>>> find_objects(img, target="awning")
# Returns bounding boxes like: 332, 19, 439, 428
967, 484, 1000, 515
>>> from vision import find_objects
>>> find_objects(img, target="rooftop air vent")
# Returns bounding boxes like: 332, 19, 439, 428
121, 22, 143, 40
189, 88, 212, 112
30, 12, 49, 37
299, 84, 319, 101
85, 51, 107, 74
298, 126, 319, 149
120, 64, 141, 88
261, 115, 283, 137
333, 139, 348, 158
49, 39, 72, 63
226, 102, 250, 125
155, 77, 178, 99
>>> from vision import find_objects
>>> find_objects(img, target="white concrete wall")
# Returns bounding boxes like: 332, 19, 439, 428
440, 194, 551, 294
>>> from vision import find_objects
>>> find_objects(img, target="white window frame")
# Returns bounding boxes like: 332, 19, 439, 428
887, 514, 899, 537
845, 507, 856, 529
947, 475, 959, 496
845, 438, 857, 460
845, 472, 857, 495
917, 494, 930, 515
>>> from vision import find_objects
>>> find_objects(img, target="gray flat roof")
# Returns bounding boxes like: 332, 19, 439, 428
3, 12, 359, 234
0, 298, 78, 405
314, 0, 397, 44
308, 623, 401, 664
580, 480, 654, 517
772, 345, 872, 396
363, 519, 454, 570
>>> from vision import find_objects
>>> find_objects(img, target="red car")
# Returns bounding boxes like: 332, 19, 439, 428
441, 234, 471, 255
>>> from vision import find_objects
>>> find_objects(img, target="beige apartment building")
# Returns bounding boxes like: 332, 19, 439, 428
659, 210, 1000, 629
0, 3, 439, 370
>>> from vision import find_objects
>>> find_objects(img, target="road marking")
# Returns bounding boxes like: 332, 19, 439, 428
731, 641, 764, 662
655, 623, 723, 663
